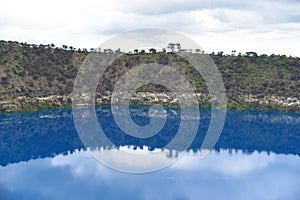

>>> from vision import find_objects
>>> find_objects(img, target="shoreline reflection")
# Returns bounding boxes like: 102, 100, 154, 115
0, 106, 300, 166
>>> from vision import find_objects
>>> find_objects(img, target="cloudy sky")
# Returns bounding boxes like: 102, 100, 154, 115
0, 0, 300, 56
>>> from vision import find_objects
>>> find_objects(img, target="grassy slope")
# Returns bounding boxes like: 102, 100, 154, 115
0, 40, 299, 112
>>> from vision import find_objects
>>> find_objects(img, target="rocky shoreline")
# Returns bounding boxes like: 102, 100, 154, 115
1, 92, 299, 113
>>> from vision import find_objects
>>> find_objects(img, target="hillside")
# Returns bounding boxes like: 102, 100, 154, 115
0, 40, 299, 112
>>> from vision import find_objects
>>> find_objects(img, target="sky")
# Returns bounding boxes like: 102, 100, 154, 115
0, 0, 300, 56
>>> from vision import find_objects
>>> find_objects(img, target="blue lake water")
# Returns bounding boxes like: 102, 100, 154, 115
0, 106, 300, 199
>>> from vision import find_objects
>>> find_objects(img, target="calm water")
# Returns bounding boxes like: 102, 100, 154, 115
0, 106, 300, 199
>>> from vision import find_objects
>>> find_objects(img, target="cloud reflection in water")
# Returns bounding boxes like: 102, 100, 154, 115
0, 148, 299, 200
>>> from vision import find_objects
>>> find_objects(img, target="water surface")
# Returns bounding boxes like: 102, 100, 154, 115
0, 106, 299, 199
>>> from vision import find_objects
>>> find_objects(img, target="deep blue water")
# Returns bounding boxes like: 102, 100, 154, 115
0, 106, 300, 199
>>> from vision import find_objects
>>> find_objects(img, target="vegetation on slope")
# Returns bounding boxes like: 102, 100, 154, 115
0, 40, 299, 112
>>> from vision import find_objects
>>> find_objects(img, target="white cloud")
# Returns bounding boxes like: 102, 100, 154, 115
0, 0, 299, 55
51, 149, 113, 179
0, 149, 300, 200
171, 149, 276, 174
